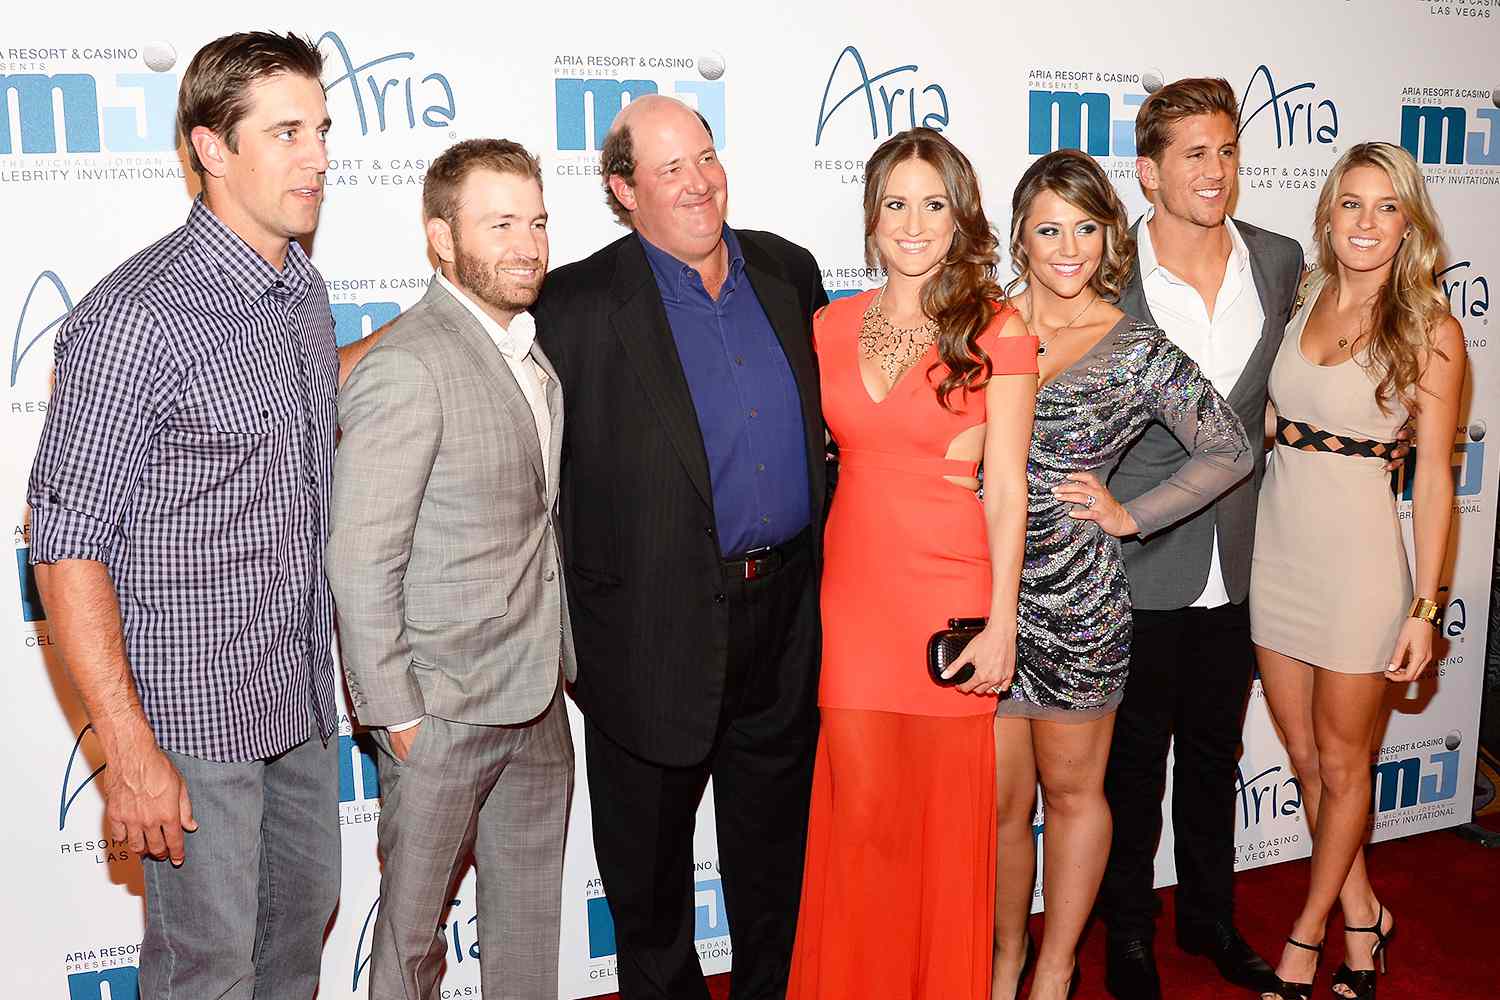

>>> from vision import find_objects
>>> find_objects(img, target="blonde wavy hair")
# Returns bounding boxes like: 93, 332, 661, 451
1004, 149, 1135, 302
1312, 142, 1450, 414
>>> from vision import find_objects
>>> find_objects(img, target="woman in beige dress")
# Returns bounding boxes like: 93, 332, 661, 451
1250, 142, 1466, 1000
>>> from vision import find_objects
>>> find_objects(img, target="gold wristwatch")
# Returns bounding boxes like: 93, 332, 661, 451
1408, 597, 1440, 629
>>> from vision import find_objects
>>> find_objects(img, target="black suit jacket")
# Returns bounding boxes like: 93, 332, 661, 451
535, 229, 828, 767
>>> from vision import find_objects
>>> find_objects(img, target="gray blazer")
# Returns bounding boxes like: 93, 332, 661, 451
1111, 217, 1304, 610
327, 279, 574, 728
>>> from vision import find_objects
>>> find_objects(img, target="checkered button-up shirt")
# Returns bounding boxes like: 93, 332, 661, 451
28, 199, 339, 762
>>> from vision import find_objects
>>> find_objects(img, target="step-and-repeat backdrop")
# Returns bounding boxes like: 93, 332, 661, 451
4, 2, 1496, 996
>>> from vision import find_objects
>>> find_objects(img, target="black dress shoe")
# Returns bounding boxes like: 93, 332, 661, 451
1104, 937, 1161, 1000
1176, 920, 1280, 992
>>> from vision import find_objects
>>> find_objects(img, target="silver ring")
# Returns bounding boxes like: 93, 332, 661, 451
1085, 494, 1096, 508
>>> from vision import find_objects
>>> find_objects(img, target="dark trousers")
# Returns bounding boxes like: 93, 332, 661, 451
1099, 601, 1256, 942
585, 542, 820, 1000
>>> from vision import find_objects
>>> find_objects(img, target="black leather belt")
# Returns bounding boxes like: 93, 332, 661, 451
723, 526, 811, 580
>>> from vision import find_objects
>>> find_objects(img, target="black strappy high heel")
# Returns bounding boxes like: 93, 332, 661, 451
1331, 905, 1395, 1000
1261, 937, 1323, 1000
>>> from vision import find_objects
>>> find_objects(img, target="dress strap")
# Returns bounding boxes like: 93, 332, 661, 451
839, 448, 979, 478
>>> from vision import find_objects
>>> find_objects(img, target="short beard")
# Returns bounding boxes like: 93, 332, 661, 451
452, 233, 539, 315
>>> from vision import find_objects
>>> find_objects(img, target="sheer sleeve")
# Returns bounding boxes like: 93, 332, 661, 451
1120, 333, 1253, 539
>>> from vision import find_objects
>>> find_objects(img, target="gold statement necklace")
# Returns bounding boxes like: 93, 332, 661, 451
859, 287, 938, 385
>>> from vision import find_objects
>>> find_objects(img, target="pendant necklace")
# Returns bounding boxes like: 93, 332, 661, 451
1033, 292, 1098, 357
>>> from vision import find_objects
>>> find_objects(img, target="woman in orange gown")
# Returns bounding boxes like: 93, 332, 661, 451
787, 127, 1038, 999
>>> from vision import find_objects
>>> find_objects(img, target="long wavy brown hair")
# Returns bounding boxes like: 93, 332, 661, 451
863, 128, 1004, 411
1312, 142, 1450, 414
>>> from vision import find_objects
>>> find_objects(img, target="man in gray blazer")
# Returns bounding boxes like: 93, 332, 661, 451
328, 139, 573, 1000
1096, 79, 1296, 1000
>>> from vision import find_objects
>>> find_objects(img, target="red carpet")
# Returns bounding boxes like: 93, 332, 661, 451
602, 815, 1499, 998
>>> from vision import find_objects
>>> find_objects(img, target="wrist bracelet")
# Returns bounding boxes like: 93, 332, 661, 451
1408, 596, 1440, 628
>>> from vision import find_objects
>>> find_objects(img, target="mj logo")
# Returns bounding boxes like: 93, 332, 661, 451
68, 967, 138, 1000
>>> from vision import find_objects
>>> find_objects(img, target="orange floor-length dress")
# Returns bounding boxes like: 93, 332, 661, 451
788, 289, 1038, 999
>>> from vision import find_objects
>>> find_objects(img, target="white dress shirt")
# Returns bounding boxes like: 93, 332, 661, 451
1136, 206, 1265, 609
389, 273, 553, 733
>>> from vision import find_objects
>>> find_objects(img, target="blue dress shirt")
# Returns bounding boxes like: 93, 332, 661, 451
638, 228, 811, 556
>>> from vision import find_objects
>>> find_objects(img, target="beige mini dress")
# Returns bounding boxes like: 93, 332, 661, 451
1250, 273, 1412, 673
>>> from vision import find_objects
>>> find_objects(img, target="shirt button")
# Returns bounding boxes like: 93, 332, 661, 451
756, 463, 765, 473
544, 569, 556, 581
760, 515, 770, 525
735, 356, 745, 366
705, 526, 715, 537
714, 593, 727, 604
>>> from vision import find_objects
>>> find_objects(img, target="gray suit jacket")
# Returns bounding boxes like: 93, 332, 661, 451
1110, 217, 1304, 610
328, 279, 574, 728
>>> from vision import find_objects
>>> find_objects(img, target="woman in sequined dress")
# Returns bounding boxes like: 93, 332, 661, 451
989, 151, 1253, 1000
787, 129, 1038, 1000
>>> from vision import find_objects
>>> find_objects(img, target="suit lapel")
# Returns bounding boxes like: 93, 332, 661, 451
1225, 220, 1286, 408
426, 281, 547, 493
532, 341, 564, 505
1121, 220, 1159, 328
609, 238, 714, 507
740, 234, 820, 439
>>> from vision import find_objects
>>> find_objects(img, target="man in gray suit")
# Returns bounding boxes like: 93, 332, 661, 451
328, 139, 573, 1000
1097, 78, 1296, 1000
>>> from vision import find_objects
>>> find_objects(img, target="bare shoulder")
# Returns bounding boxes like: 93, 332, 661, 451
1430, 313, 1466, 360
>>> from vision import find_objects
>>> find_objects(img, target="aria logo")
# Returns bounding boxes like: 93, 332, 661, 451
1442, 594, 1469, 641
1236, 65, 1339, 149
351, 893, 477, 991
814, 46, 950, 147
316, 31, 456, 138
11, 270, 74, 390
59, 724, 105, 832
1234, 760, 1303, 833
1437, 260, 1490, 320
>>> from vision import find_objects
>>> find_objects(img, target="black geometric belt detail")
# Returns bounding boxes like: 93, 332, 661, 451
1275, 416, 1396, 459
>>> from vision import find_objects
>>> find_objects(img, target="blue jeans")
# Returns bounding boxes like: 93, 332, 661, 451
139, 733, 340, 999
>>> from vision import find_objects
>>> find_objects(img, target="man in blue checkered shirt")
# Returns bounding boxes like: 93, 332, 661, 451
27, 32, 341, 998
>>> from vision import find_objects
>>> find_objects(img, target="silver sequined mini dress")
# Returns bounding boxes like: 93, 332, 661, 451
997, 317, 1253, 722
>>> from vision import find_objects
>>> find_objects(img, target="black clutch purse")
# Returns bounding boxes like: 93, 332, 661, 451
927, 616, 986, 686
